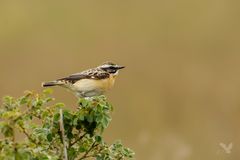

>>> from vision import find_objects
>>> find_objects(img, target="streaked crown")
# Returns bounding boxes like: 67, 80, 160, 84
98, 62, 125, 74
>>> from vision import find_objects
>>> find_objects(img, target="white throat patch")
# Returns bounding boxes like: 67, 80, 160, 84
113, 70, 119, 76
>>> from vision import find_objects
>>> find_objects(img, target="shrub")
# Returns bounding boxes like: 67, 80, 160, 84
0, 89, 134, 160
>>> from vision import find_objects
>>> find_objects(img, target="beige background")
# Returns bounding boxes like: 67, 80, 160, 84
0, 1, 240, 159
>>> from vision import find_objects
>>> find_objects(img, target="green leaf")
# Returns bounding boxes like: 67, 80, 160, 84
68, 147, 77, 160
72, 117, 78, 126
63, 110, 72, 120
3, 96, 13, 105
95, 135, 102, 143
79, 145, 87, 153
45, 97, 54, 103
78, 98, 89, 108
55, 103, 65, 108
42, 110, 49, 119
53, 113, 60, 122
102, 117, 109, 128
96, 114, 103, 123
16, 150, 31, 160
67, 132, 74, 139
86, 115, 93, 123
47, 133, 53, 142
79, 114, 85, 121
0, 123, 13, 137
19, 96, 29, 105
43, 88, 53, 95
2, 110, 21, 119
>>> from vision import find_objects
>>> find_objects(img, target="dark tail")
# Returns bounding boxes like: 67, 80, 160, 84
42, 81, 59, 87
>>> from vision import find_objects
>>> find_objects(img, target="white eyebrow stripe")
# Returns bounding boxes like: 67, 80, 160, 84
101, 64, 111, 68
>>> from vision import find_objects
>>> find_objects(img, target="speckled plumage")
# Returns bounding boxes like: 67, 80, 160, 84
58, 68, 110, 84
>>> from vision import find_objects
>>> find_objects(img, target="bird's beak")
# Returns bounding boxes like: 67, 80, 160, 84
116, 65, 125, 70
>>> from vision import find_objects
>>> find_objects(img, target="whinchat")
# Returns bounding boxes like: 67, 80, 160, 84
42, 62, 125, 97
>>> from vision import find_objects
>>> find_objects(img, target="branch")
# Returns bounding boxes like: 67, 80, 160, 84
59, 108, 68, 160
79, 142, 98, 160
69, 133, 87, 147
12, 126, 17, 159
19, 125, 37, 144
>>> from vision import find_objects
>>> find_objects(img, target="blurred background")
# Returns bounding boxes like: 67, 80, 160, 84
0, 0, 240, 159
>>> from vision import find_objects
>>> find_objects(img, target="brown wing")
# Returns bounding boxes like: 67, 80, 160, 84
58, 68, 110, 84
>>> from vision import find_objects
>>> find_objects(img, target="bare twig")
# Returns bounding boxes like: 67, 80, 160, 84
12, 126, 17, 159
78, 145, 103, 159
79, 142, 98, 160
59, 108, 68, 160
70, 133, 87, 147
19, 125, 37, 144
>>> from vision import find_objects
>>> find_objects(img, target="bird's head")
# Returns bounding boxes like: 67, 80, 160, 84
98, 62, 125, 75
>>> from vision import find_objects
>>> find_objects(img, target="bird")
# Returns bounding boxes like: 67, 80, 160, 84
42, 62, 125, 97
